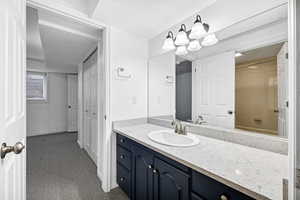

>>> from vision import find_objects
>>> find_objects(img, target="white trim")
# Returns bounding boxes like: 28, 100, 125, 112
77, 63, 83, 149
288, 0, 297, 199
100, 27, 112, 192
77, 140, 82, 148
111, 182, 119, 190
26, 0, 106, 29
97, 170, 103, 182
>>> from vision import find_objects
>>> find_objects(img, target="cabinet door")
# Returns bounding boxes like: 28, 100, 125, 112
153, 158, 190, 200
132, 145, 154, 200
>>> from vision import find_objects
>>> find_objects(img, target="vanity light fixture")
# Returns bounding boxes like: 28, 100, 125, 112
189, 15, 209, 39
162, 15, 218, 53
174, 24, 189, 46
201, 33, 219, 46
187, 40, 202, 51
162, 31, 176, 51
175, 45, 188, 56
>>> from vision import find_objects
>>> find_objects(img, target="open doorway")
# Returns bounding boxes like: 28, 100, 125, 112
175, 56, 192, 122
25, 5, 122, 200
235, 42, 288, 137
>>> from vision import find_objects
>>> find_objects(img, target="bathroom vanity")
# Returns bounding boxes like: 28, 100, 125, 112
114, 123, 287, 200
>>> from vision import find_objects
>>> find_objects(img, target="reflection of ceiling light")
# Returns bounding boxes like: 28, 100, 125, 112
187, 40, 202, 51
175, 46, 188, 56
248, 66, 258, 69
175, 24, 189, 46
189, 15, 209, 40
235, 52, 243, 57
162, 31, 175, 51
201, 33, 218, 46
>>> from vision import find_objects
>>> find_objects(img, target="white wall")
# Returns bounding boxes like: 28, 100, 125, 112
110, 27, 148, 121
108, 26, 148, 188
148, 0, 287, 58
27, 72, 68, 136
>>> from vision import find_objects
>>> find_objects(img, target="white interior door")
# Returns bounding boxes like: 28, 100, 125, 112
0, 1, 26, 200
192, 51, 235, 128
277, 42, 288, 137
148, 52, 176, 118
67, 74, 78, 132
83, 51, 98, 163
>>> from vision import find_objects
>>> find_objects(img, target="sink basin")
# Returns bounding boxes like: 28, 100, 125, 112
148, 130, 200, 147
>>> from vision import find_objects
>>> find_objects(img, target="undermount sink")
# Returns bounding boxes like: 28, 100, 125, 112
148, 130, 200, 147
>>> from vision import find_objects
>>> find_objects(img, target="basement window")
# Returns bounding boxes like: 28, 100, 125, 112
26, 72, 48, 101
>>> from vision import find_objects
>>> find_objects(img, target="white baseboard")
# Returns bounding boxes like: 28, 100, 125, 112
97, 169, 103, 182
27, 131, 67, 137
77, 140, 82, 148
111, 180, 118, 190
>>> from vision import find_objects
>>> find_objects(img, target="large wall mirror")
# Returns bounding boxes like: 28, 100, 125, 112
148, 4, 288, 138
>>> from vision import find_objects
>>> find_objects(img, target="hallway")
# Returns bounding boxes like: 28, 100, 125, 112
27, 133, 128, 200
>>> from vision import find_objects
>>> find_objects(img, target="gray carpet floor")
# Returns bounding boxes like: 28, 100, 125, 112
27, 132, 129, 200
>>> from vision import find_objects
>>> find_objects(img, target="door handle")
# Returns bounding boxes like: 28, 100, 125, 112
1, 142, 25, 159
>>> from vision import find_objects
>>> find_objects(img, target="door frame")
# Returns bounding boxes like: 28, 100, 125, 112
288, 0, 298, 199
26, 0, 113, 193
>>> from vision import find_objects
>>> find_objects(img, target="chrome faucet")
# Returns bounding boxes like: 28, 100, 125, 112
171, 120, 187, 135
195, 115, 207, 125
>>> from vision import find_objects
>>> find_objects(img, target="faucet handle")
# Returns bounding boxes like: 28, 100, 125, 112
175, 123, 179, 133
171, 120, 176, 127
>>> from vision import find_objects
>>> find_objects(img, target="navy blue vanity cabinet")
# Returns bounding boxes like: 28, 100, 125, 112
131, 144, 154, 200
116, 134, 133, 198
192, 170, 255, 200
116, 133, 255, 200
153, 157, 190, 200
117, 163, 131, 197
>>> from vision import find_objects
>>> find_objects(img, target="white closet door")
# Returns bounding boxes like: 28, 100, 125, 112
277, 42, 288, 137
192, 51, 235, 128
83, 51, 98, 164
67, 75, 78, 132
83, 65, 92, 158
90, 62, 98, 163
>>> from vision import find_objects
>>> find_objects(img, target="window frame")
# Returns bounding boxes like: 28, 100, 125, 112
26, 71, 48, 102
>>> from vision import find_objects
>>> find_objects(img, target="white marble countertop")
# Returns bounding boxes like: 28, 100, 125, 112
113, 123, 288, 200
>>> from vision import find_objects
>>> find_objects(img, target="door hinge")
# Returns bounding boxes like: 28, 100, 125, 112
286, 101, 289, 108
104, 115, 107, 120
285, 53, 288, 59
195, 68, 196, 72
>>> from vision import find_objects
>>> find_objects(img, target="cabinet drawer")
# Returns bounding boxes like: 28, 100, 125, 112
155, 153, 189, 173
117, 134, 131, 150
191, 193, 204, 200
117, 145, 132, 170
192, 171, 255, 200
117, 164, 131, 197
